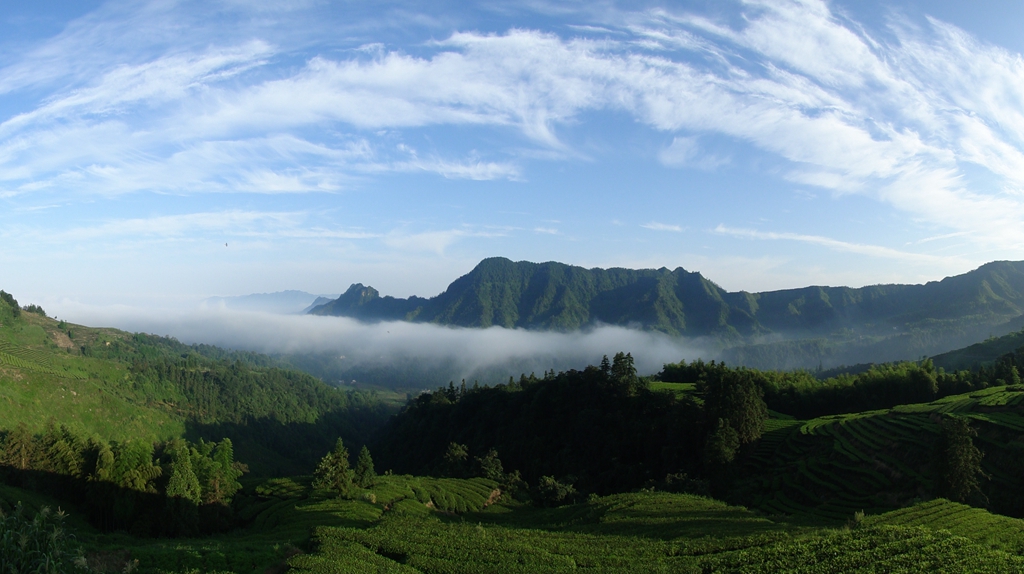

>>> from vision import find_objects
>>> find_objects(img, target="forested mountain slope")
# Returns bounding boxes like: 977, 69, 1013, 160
311, 258, 1024, 340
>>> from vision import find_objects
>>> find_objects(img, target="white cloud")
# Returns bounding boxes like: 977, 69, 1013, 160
714, 224, 960, 264
657, 136, 728, 169
2, 0, 1024, 255
392, 157, 521, 181
382, 228, 507, 255
641, 222, 683, 232
50, 210, 378, 242
48, 303, 709, 381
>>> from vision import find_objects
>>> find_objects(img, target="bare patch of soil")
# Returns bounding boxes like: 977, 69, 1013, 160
49, 330, 75, 350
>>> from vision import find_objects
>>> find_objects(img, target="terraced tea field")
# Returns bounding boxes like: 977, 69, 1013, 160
0, 339, 84, 379
288, 489, 1024, 573
866, 498, 1024, 554
739, 385, 1024, 520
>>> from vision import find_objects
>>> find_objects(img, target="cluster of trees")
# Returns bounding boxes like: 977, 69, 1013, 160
311, 439, 376, 498
0, 291, 45, 321
372, 353, 764, 498
373, 350, 1020, 508
21, 304, 46, 317
0, 290, 20, 323
0, 421, 243, 537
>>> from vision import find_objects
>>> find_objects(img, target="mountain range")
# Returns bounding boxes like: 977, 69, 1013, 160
307, 257, 1024, 370
310, 257, 1024, 334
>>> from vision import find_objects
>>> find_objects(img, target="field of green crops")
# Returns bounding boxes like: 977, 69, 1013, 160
6, 473, 1024, 574
865, 498, 1024, 554
286, 488, 1024, 573
737, 385, 1024, 520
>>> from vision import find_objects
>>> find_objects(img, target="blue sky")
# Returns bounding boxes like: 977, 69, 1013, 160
3, 0, 1024, 307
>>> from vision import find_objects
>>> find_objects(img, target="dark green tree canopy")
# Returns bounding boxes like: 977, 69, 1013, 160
701, 370, 768, 444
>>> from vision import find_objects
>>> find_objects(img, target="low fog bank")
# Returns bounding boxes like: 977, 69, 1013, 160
51, 302, 711, 388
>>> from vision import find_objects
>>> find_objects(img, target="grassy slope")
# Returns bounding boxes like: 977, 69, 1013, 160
0, 306, 397, 477
0, 311, 184, 441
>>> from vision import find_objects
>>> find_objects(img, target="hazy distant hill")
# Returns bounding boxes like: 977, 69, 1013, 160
931, 328, 1024, 372
310, 257, 1024, 337
205, 290, 338, 314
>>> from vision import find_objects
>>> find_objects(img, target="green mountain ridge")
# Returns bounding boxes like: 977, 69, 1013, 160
312, 258, 1024, 336
310, 258, 1024, 369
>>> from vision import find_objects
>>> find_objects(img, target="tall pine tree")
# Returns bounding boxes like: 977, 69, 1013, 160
354, 445, 376, 488
935, 416, 987, 504
312, 438, 354, 498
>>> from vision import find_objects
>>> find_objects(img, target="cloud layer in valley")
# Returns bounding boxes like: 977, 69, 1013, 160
52, 302, 708, 387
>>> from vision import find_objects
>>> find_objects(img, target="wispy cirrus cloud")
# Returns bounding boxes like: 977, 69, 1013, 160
50, 210, 378, 243
714, 224, 961, 264
4, 0, 1024, 304
382, 228, 508, 255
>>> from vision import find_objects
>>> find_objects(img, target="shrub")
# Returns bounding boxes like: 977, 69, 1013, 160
0, 503, 86, 573
533, 476, 576, 507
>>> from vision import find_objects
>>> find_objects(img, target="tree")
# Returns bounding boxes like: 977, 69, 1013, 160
1, 423, 38, 470
441, 442, 469, 478
935, 416, 987, 504
87, 438, 115, 482
164, 440, 202, 536
111, 441, 161, 493
704, 418, 740, 468
313, 438, 354, 498
473, 448, 505, 482
611, 351, 644, 395
41, 422, 85, 477
611, 352, 637, 384
702, 370, 768, 444
165, 442, 201, 505
210, 438, 244, 503
354, 445, 376, 488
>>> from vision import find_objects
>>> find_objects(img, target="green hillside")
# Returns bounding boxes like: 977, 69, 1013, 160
0, 291, 393, 476
932, 328, 1024, 371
